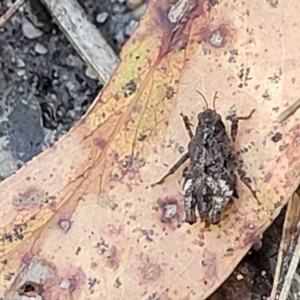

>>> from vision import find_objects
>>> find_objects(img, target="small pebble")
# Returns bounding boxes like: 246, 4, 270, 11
236, 273, 244, 281
126, 0, 144, 9
112, 3, 126, 14
210, 30, 223, 47
248, 223, 255, 229
59, 220, 70, 232
16, 58, 25, 68
124, 19, 139, 36
130, 3, 147, 20
164, 204, 177, 219
96, 12, 109, 24
34, 43, 48, 55
17, 69, 26, 76
22, 19, 43, 39
114, 29, 125, 47
85, 67, 98, 80
178, 146, 185, 153
59, 278, 71, 289
66, 54, 84, 68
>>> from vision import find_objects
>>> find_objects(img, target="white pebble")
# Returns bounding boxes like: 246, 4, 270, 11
16, 58, 25, 68
17, 69, 26, 76
22, 19, 43, 39
85, 67, 98, 80
124, 19, 139, 36
96, 12, 109, 24
34, 43, 48, 55
248, 223, 255, 229
59, 278, 71, 289
236, 273, 244, 281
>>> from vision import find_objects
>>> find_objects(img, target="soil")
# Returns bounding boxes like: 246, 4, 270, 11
0, 0, 289, 299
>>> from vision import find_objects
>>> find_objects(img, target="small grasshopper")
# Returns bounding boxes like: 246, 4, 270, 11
152, 91, 258, 225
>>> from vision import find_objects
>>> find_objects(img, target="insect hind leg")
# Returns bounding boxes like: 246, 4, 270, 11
182, 177, 197, 224
227, 108, 259, 203
237, 164, 261, 205
151, 152, 190, 187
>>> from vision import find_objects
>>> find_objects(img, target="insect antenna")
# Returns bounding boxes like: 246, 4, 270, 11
195, 90, 209, 110
212, 91, 219, 112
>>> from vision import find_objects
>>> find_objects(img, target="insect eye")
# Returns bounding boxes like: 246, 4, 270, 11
197, 113, 203, 121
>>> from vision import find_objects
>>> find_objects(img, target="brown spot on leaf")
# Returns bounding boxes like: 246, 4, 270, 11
97, 194, 118, 211
59, 219, 71, 232
271, 132, 283, 143
122, 79, 137, 97
137, 133, 147, 142
12, 188, 55, 211
132, 102, 143, 113
242, 224, 263, 248
157, 198, 180, 223
155, 0, 207, 57
64, 267, 86, 295
115, 154, 146, 184
114, 277, 122, 288
200, 23, 235, 49
114, 94, 121, 101
106, 246, 119, 270
142, 263, 161, 281
94, 137, 108, 149
166, 86, 175, 99
208, 0, 219, 6
201, 248, 217, 280
267, 0, 278, 8
107, 224, 122, 236
18, 281, 43, 297
264, 172, 273, 183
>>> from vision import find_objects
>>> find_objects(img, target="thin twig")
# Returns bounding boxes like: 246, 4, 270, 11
0, 0, 26, 28
40, 0, 120, 85
270, 189, 300, 300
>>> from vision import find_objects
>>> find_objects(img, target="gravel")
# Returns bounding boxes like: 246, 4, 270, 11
0, 0, 146, 178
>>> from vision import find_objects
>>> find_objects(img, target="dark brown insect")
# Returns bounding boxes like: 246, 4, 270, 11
151, 91, 258, 225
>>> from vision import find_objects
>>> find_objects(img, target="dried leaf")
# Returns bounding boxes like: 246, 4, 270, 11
1, 0, 300, 299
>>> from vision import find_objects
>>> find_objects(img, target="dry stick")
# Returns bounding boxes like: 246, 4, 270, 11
0, 0, 26, 28
270, 189, 300, 300
40, 0, 120, 85
277, 98, 300, 123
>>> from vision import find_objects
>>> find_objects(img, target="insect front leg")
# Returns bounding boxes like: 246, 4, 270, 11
227, 109, 256, 143
151, 152, 190, 187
